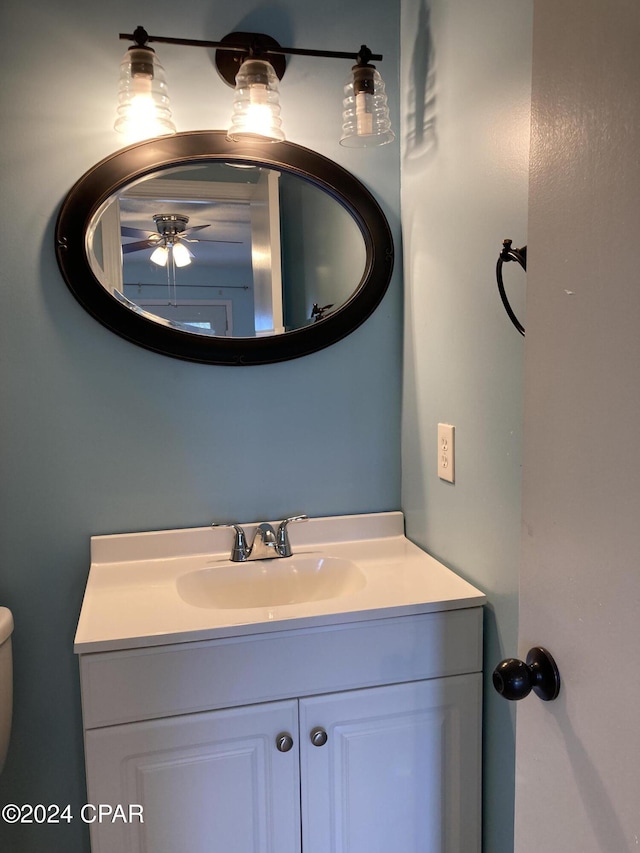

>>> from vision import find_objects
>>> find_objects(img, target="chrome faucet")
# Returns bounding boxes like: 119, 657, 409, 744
212, 515, 308, 562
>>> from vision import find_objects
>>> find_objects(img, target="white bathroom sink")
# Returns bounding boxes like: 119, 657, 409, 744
177, 556, 366, 609
74, 512, 486, 652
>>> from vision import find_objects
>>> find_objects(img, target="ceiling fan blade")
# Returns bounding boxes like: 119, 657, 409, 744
183, 237, 244, 244
182, 224, 211, 235
121, 226, 154, 239
122, 239, 156, 254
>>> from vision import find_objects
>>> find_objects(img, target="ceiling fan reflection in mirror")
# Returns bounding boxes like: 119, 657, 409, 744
121, 213, 240, 268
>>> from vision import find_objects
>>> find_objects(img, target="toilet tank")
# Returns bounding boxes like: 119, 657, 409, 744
0, 607, 13, 774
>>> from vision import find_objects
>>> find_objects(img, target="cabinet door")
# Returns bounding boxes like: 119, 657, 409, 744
299, 674, 481, 853
85, 700, 300, 853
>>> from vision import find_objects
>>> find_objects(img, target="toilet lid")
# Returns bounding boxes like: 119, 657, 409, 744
0, 608, 13, 644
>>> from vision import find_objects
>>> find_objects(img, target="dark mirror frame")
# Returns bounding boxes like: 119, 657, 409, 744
55, 131, 394, 365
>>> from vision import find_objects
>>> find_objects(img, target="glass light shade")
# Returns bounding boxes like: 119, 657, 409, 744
227, 58, 285, 143
114, 46, 176, 144
171, 241, 192, 267
150, 245, 169, 267
340, 65, 395, 148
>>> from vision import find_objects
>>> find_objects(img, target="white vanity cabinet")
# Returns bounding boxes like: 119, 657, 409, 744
299, 674, 481, 853
85, 700, 302, 853
78, 608, 483, 853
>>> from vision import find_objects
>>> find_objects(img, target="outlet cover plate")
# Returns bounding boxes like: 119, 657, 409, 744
438, 423, 455, 483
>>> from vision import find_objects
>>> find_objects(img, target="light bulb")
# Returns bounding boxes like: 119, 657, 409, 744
355, 91, 374, 136
172, 242, 192, 267
150, 245, 169, 267
245, 88, 276, 136
114, 46, 176, 144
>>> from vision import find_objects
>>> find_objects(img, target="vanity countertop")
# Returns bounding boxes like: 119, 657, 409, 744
74, 512, 485, 653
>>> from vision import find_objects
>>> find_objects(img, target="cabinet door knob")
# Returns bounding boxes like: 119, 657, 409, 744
310, 727, 328, 747
275, 732, 294, 752
493, 646, 561, 702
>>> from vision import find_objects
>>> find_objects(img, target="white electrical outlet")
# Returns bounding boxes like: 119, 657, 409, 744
438, 423, 455, 483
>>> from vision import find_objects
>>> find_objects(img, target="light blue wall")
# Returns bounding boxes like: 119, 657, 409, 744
1, 0, 532, 849
280, 177, 366, 330
0, 0, 400, 849
400, 1, 531, 851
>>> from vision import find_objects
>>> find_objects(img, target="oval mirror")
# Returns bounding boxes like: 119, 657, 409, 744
55, 132, 394, 365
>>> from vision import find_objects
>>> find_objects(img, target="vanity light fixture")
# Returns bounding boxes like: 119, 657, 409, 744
115, 42, 176, 143
227, 56, 285, 143
340, 46, 394, 147
116, 26, 394, 147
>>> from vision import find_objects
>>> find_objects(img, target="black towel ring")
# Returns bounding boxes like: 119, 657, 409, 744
496, 239, 527, 336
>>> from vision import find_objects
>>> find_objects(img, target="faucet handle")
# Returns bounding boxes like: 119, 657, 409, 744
276, 515, 309, 557
211, 522, 249, 562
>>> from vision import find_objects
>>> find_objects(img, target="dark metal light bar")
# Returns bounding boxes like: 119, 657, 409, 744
119, 26, 383, 64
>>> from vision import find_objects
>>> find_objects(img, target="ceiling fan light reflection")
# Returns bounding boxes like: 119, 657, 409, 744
172, 242, 192, 267
150, 245, 169, 266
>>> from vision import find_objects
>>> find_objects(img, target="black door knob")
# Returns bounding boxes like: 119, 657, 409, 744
493, 647, 560, 702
